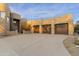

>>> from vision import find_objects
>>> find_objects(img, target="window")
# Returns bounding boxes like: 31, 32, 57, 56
0, 12, 6, 19
7, 17, 9, 22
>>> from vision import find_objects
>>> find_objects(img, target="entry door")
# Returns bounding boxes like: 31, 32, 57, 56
13, 19, 20, 33
55, 23, 68, 34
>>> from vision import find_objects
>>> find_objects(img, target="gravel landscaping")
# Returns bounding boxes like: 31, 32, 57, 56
63, 36, 79, 56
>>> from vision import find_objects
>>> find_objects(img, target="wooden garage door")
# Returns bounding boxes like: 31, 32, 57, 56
33, 25, 39, 33
55, 23, 68, 34
42, 24, 51, 34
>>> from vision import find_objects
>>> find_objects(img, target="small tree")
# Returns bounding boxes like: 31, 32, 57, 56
21, 21, 31, 31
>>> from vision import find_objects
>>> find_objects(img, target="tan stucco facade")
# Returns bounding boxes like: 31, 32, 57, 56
29, 14, 74, 35
0, 3, 10, 35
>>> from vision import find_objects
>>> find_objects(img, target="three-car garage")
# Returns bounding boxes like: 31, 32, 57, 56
33, 23, 68, 34
31, 14, 74, 35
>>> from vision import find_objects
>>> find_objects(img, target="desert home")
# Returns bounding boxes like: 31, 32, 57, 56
0, 3, 74, 35
27, 14, 74, 35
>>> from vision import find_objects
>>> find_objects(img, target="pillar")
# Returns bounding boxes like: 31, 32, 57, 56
39, 25, 42, 34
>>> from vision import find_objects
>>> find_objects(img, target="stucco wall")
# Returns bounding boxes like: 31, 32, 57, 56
0, 3, 7, 11
0, 3, 11, 35
68, 23, 74, 35
30, 14, 74, 35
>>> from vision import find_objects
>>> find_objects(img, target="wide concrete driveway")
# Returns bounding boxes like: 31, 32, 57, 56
0, 34, 70, 56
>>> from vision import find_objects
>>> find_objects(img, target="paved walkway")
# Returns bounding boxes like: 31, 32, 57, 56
0, 34, 70, 56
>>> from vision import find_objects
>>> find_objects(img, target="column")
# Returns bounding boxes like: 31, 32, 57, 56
39, 25, 42, 34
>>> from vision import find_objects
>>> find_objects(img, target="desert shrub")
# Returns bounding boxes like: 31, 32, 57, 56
74, 38, 79, 45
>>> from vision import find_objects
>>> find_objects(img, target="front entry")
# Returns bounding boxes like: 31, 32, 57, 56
42, 24, 51, 34
55, 23, 68, 34
13, 19, 20, 33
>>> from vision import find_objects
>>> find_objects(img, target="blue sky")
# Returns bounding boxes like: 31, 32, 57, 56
9, 3, 79, 23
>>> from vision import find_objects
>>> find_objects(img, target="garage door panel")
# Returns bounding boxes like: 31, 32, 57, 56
33, 25, 39, 33
42, 24, 51, 34
55, 23, 68, 34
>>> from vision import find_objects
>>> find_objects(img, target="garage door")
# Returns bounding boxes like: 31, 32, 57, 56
55, 23, 68, 34
33, 25, 39, 33
42, 24, 51, 34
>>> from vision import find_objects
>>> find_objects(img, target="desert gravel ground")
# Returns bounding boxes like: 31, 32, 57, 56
64, 35, 79, 56
0, 34, 70, 56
